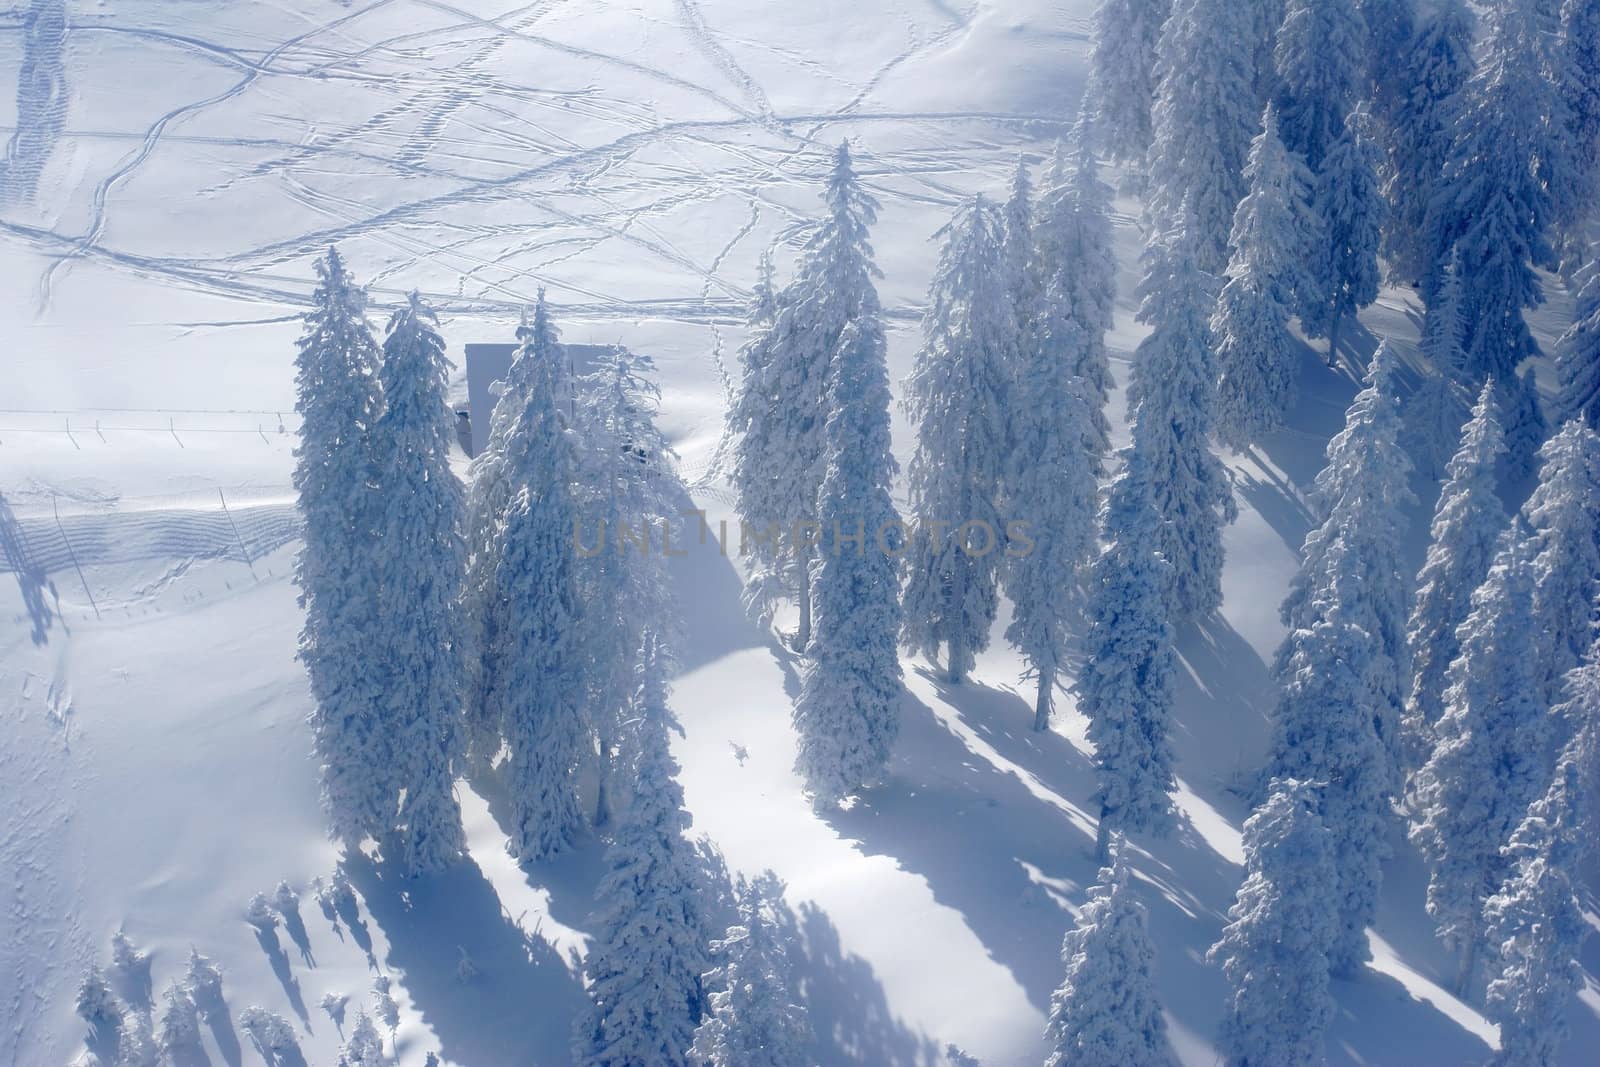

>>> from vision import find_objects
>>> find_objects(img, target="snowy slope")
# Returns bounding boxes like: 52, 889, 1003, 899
1, 1, 1596, 1064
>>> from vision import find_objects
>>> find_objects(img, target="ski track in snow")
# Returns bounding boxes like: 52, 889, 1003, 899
0, 0, 69, 208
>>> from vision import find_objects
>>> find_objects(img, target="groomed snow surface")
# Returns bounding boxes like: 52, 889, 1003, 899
1, 1, 1595, 1064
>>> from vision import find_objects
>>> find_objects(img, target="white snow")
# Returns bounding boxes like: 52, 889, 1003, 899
2, 1, 1595, 1064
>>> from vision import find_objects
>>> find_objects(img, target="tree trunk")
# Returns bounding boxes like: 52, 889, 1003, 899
593, 735, 613, 830
795, 551, 812, 654
947, 559, 966, 684
1327, 310, 1342, 367
1095, 808, 1113, 864
1454, 941, 1477, 997
1032, 673, 1051, 732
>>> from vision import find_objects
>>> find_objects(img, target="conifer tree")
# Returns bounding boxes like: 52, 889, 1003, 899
1501, 367, 1550, 484
1002, 155, 1035, 327
1523, 420, 1600, 705
1079, 440, 1177, 859
1410, 531, 1550, 993
1307, 112, 1385, 357
730, 142, 885, 651
1406, 262, 1471, 480
1482, 679, 1594, 1067
1208, 778, 1338, 1067
574, 637, 707, 1067
1147, 0, 1261, 272
374, 292, 468, 874
1280, 343, 1414, 768
690, 871, 812, 1067
902, 197, 1016, 682
1382, 0, 1475, 285
1564, 0, 1600, 208
480, 294, 587, 863
294, 247, 389, 851
1213, 105, 1319, 448
1429, 2, 1563, 383
1033, 136, 1118, 461
1084, 0, 1172, 169
572, 349, 679, 829
1273, 0, 1366, 173
1267, 552, 1393, 976
1043, 840, 1176, 1067
792, 313, 904, 806
1403, 383, 1507, 763
1125, 216, 1235, 620
1554, 264, 1600, 430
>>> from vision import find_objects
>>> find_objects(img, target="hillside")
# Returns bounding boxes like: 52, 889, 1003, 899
1, 1, 1596, 1064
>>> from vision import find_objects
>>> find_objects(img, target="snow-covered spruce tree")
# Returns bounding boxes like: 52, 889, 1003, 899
1554, 264, 1600, 431
342, 1009, 387, 1066
1357, 0, 1416, 118
1410, 530, 1551, 994
1213, 104, 1319, 448
689, 871, 812, 1067
157, 982, 199, 1053
1482, 679, 1595, 1067
1043, 838, 1176, 1067
573, 348, 679, 830
1267, 548, 1394, 977
1273, 0, 1366, 173
1033, 135, 1118, 462
1381, 0, 1475, 286
1124, 214, 1235, 620
792, 315, 904, 806
480, 293, 587, 863
1564, 0, 1600, 212
1207, 778, 1338, 1067
1523, 420, 1600, 706
1084, 0, 1171, 169
1403, 383, 1508, 763
574, 636, 707, 1067
1147, 0, 1261, 273
729, 254, 788, 627
1428, 2, 1562, 385
294, 246, 389, 851
1307, 111, 1384, 357
1280, 342, 1414, 770
1406, 261, 1471, 480
902, 197, 1016, 683
730, 142, 885, 651
373, 291, 468, 874
1079, 439, 1177, 860
1500, 366, 1549, 484
1002, 154, 1035, 328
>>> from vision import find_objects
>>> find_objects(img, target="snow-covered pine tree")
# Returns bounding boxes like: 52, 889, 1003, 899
1084, 0, 1171, 170
1306, 110, 1385, 357
574, 636, 707, 1067
1482, 672, 1594, 1067
1079, 440, 1177, 859
1273, 0, 1366, 173
480, 293, 587, 863
1280, 342, 1414, 770
1213, 104, 1318, 448
1523, 419, 1600, 706
1564, 0, 1600, 213
1554, 264, 1600, 431
1406, 261, 1471, 480
689, 871, 812, 1067
1207, 778, 1338, 1067
792, 314, 904, 806
730, 142, 885, 651
1125, 214, 1235, 620
1002, 154, 1035, 329
1428, 1, 1562, 384
1403, 383, 1508, 764
1410, 530, 1551, 993
1043, 838, 1176, 1067
573, 348, 679, 830
1381, 0, 1475, 286
294, 247, 389, 851
1033, 134, 1118, 462
1267, 548, 1394, 977
373, 291, 468, 874
902, 197, 1016, 683
1147, 0, 1261, 273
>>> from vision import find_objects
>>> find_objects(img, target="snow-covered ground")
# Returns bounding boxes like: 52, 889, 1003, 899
2, 1, 1595, 1064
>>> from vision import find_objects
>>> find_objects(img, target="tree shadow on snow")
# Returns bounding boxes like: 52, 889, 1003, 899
341, 850, 588, 1066
251, 926, 311, 1029
0, 491, 60, 646
191, 977, 243, 1067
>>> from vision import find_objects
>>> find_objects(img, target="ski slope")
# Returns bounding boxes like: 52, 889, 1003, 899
1, 1, 1596, 1064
